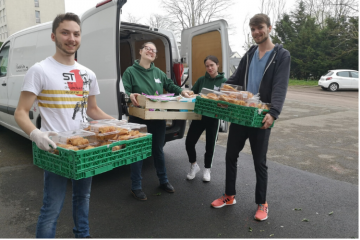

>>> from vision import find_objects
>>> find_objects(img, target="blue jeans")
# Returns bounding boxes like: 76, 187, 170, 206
129, 117, 168, 190
36, 171, 92, 238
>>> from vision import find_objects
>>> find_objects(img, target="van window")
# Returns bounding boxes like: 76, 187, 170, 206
0, 42, 10, 77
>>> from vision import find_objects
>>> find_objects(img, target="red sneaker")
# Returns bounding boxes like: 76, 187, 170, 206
254, 202, 268, 221
211, 194, 236, 208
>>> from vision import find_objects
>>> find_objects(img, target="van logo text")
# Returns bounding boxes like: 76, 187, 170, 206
15, 64, 28, 72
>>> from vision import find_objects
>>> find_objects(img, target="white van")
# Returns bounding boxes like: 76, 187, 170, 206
0, 0, 230, 141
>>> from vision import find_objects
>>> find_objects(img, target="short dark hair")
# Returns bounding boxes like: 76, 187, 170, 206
52, 13, 81, 34
140, 42, 157, 50
204, 55, 219, 65
249, 13, 271, 27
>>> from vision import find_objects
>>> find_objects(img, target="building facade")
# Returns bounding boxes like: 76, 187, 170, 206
0, 0, 65, 41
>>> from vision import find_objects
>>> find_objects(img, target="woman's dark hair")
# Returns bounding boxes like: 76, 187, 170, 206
140, 42, 157, 50
204, 55, 219, 65
52, 13, 81, 34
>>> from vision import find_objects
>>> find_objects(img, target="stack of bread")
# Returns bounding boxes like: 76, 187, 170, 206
52, 121, 149, 154
200, 84, 270, 110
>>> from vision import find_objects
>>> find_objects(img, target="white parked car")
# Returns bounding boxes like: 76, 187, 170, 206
318, 69, 359, 91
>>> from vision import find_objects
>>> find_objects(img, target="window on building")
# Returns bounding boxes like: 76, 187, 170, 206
35, 10, 40, 23
34, 0, 39, 7
0, 10, 2, 23
3, 9, 5, 23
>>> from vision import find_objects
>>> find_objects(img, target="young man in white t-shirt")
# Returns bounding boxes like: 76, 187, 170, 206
14, 13, 114, 238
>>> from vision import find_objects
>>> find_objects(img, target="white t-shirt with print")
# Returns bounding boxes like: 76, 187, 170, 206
22, 56, 100, 132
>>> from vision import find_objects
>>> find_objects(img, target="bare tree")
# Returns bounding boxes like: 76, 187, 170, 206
161, 0, 234, 30
124, 13, 142, 24
258, 0, 287, 28
241, 13, 255, 52
302, 0, 358, 27
148, 14, 177, 32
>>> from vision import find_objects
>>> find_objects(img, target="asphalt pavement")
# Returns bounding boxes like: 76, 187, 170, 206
0, 137, 358, 238
0, 86, 358, 238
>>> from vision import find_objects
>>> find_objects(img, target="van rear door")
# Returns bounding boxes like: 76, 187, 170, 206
180, 20, 230, 89
78, 0, 127, 119
0, 41, 11, 124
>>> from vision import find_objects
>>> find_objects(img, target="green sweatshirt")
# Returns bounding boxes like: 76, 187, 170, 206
122, 60, 183, 97
191, 72, 227, 94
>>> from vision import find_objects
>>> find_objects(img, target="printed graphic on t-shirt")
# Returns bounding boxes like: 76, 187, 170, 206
40, 68, 91, 122
154, 78, 161, 83
69, 70, 91, 122
214, 85, 220, 91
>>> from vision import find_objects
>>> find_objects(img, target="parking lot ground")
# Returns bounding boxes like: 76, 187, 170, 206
0, 139, 358, 238
193, 86, 358, 184
0, 86, 358, 238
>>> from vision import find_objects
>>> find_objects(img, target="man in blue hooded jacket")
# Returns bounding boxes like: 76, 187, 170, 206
211, 13, 291, 221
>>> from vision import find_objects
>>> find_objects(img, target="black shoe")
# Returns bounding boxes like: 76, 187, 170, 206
160, 182, 175, 193
84, 236, 92, 238
131, 189, 147, 200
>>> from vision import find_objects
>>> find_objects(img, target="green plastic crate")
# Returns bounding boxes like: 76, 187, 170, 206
33, 134, 152, 180
194, 96, 274, 128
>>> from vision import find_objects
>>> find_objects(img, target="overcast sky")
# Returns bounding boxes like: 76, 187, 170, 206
65, 0, 298, 56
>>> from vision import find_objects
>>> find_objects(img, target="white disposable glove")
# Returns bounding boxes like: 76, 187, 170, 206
30, 129, 58, 151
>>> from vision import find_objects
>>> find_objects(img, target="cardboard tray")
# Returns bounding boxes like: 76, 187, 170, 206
136, 95, 195, 110
128, 107, 202, 120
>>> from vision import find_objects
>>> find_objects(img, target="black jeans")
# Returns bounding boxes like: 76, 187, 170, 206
128, 116, 168, 190
185, 116, 220, 168
225, 123, 271, 204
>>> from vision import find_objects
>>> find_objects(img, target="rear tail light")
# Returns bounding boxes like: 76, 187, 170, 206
96, 0, 112, 8
326, 77, 332, 80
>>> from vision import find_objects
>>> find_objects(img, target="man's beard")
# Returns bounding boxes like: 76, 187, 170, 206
55, 37, 80, 55
255, 35, 268, 45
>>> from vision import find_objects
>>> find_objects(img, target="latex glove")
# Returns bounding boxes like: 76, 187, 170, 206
130, 93, 140, 107
30, 129, 57, 151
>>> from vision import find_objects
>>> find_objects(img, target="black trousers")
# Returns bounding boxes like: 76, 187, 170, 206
225, 123, 271, 204
185, 116, 220, 168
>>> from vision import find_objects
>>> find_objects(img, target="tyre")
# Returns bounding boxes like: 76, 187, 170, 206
328, 83, 338, 92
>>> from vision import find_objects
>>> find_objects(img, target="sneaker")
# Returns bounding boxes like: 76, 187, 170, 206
187, 163, 200, 180
203, 168, 211, 182
254, 202, 268, 221
211, 194, 236, 208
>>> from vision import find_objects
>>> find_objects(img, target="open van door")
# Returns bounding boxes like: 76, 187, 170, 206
180, 20, 230, 132
180, 19, 230, 89
78, 0, 127, 120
